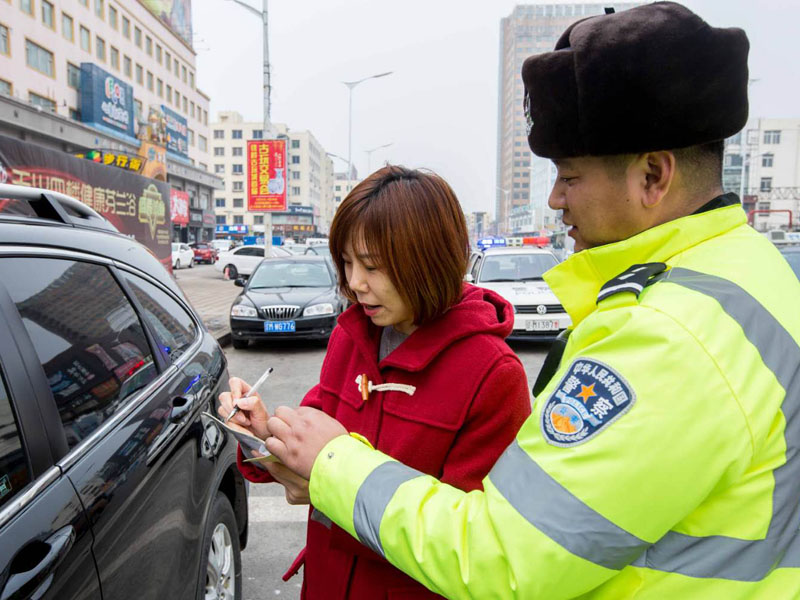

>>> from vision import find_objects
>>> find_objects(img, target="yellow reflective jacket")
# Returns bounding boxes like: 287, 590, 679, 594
309, 200, 800, 599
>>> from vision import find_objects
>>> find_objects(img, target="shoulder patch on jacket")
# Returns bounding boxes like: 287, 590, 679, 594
597, 262, 667, 303
541, 358, 635, 447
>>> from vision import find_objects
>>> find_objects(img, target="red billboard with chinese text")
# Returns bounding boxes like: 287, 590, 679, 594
170, 189, 189, 225
247, 139, 286, 211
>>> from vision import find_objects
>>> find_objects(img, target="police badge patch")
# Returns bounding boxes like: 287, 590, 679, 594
541, 358, 635, 447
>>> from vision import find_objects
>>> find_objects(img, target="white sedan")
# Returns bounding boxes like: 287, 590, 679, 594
171, 242, 194, 269
214, 244, 292, 279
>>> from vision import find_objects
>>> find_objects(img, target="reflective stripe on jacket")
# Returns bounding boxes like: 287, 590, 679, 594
308, 201, 800, 599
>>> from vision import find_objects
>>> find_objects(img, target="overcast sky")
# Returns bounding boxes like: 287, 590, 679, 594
193, 0, 800, 217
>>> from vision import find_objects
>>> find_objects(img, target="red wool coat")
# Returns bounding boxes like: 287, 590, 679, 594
237, 284, 531, 599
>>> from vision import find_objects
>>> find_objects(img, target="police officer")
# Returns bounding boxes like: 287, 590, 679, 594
237, 3, 800, 597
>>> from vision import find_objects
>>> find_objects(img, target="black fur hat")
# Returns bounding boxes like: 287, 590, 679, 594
521, 2, 750, 158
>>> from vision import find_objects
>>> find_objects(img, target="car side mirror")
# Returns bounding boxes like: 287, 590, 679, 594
234, 278, 245, 287
464, 273, 475, 283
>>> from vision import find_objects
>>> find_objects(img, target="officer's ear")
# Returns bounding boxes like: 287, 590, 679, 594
630, 151, 675, 209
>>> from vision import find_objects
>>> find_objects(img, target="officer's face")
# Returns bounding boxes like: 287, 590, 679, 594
548, 156, 645, 252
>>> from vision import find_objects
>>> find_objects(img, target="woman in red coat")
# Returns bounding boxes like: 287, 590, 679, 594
219, 165, 531, 599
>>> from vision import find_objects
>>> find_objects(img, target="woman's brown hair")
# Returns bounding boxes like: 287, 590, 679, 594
329, 165, 469, 325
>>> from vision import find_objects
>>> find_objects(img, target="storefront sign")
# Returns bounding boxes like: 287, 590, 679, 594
247, 139, 286, 211
0, 134, 171, 265
170, 189, 189, 226
80, 63, 135, 139
216, 224, 249, 234
189, 208, 203, 225
161, 104, 189, 157
138, 141, 167, 181
74, 150, 144, 173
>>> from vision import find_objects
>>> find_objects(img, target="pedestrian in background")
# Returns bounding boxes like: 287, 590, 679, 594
261, 3, 800, 598
219, 165, 531, 599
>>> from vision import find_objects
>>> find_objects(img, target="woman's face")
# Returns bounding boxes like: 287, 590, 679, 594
342, 236, 416, 335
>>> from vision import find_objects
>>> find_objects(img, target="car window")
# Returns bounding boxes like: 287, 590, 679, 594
172, 243, 179, 251
0, 258, 157, 449
479, 253, 558, 282
470, 256, 482, 280
0, 370, 31, 511
249, 261, 332, 288
122, 273, 198, 362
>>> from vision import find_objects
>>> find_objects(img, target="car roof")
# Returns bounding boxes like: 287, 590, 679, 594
263, 255, 327, 262
478, 247, 555, 255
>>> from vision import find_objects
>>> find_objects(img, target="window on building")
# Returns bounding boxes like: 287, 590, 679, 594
182, 96, 187, 114
94, 0, 104, 18
199, 162, 208, 171
764, 130, 781, 145
108, 4, 117, 28
156, 44, 162, 63
134, 98, 142, 122
122, 15, 129, 38
96, 35, 106, 61
232, 147, 243, 157
166, 84, 172, 102
80, 26, 90, 52
291, 155, 300, 164
252, 129, 263, 139
292, 186, 301, 195
760, 177, 773, 192
233, 216, 244, 225
762, 154, 774, 168
188, 129, 194, 146
203, 110, 208, 125
190, 101, 195, 119
214, 129, 224, 139
0, 24, 8, 56
253, 215, 264, 225
146, 71, 153, 91
215, 215, 226, 225
145, 35, 152, 55
174, 90, 180, 108
233, 198, 243, 208
123, 55, 131, 77
181, 64, 187, 82
107, 45, 118, 69
134, 26, 142, 47
173, 59, 179, 77
29, 91, 56, 112
26, 40, 54, 76
165, 51, 171, 70
213, 147, 224, 156
291, 139, 300, 149
292, 171, 300, 180
232, 164, 243, 174
135, 64, 143, 84
215, 198, 225, 208
0, 79, 11, 95
232, 181, 243, 192
232, 130, 243, 139
42, 0, 55, 28
20, 0, 33, 16
67, 62, 80, 89
156, 78, 162, 97
59, 12, 74, 41
214, 164, 224, 174
189, 71, 194, 89
198, 135, 207, 152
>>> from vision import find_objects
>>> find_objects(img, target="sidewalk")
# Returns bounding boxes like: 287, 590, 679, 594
173, 265, 240, 347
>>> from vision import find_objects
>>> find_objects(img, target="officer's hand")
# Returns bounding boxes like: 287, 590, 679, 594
217, 377, 270, 440
266, 406, 348, 480
263, 460, 311, 505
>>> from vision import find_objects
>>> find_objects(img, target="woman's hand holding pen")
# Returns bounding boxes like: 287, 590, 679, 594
217, 377, 271, 440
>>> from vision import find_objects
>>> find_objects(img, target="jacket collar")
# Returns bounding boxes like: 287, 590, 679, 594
543, 201, 746, 327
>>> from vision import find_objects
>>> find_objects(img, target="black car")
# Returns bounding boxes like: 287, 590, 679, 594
229, 256, 345, 348
0, 184, 248, 600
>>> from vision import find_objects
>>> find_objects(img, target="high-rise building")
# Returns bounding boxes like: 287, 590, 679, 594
0, 0, 221, 243
496, 3, 642, 235
211, 111, 335, 241
724, 118, 800, 231
333, 168, 360, 213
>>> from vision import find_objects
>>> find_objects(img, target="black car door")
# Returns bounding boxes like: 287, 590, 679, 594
0, 254, 226, 600
0, 284, 101, 600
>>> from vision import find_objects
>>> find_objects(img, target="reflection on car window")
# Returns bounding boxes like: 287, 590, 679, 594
249, 261, 332, 288
123, 273, 198, 362
0, 258, 157, 449
479, 254, 558, 282
0, 370, 30, 511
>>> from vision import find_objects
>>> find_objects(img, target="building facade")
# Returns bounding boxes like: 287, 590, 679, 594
0, 0, 221, 242
211, 111, 335, 242
496, 2, 642, 235
724, 118, 800, 232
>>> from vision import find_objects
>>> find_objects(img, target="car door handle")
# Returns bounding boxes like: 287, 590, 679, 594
170, 395, 195, 423
0, 525, 75, 600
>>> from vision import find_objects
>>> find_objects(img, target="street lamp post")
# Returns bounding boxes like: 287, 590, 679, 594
343, 72, 392, 183
364, 142, 393, 174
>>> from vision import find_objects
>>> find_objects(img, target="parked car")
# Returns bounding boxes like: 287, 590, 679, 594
171, 242, 194, 269
211, 239, 235, 253
466, 246, 571, 340
189, 241, 219, 264
285, 244, 309, 255
304, 244, 334, 271
0, 183, 248, 600
214, 244, 290, 279
229, 256, 346, 348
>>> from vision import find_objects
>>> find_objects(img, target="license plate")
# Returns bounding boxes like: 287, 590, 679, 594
264, 321, 296, 333
526, 319, 555, 332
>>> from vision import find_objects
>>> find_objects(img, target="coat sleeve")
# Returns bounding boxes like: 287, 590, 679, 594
308, 307, 753, 599
439, 356, 531, 491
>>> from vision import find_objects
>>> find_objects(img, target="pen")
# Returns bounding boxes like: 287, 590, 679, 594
226, 367, 274, 423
